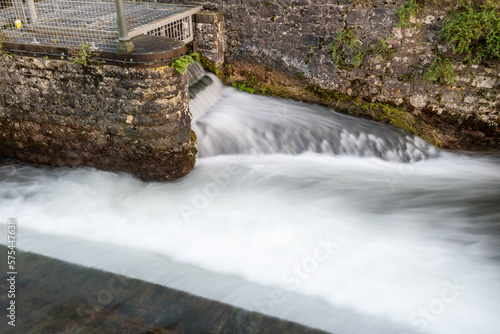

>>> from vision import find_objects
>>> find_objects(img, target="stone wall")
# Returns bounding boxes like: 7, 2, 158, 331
0, 55, 195, 181
165, 0, 499, 145
196, 10, 226, 67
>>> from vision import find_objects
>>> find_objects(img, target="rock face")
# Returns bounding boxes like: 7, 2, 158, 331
0, 56, 195, 181
167, 0, 499, 138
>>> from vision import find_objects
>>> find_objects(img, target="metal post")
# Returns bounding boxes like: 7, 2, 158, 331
25, 0, 38, 23
115, 0, 134, 53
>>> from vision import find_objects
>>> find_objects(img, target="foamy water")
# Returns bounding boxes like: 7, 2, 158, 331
0, 70, 499, 334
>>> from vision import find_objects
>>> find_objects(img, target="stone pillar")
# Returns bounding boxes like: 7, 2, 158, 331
0, 36, 196, 182
195, 10, 226, 69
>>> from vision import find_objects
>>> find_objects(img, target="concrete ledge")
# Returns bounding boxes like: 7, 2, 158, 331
0, 246, 330, 334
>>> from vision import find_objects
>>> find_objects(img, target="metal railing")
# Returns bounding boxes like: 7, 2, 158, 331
0, 0, 201, 53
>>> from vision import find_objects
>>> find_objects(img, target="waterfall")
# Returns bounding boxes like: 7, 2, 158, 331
188, 64, 438, 163
187, 61, 207, 86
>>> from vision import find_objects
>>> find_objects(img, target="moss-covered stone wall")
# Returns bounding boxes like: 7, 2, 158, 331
0, 55, 195, 181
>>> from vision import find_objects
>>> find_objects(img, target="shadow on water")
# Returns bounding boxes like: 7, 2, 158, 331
0, 246, 330, 334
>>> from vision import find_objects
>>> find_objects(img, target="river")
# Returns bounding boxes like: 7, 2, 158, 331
1, 68, 499, 334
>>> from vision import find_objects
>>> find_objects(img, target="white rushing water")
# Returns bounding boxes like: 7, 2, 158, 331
1, 69, 500, 334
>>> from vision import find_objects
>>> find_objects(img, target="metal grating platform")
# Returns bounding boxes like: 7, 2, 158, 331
0, 0, 201, 50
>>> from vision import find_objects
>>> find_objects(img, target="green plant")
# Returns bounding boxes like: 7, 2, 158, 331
424, 55, 458, 84
171, 52, 199, 74
440, 0, 500, 62
232, 82, 255, 94
352, 49, 367, 67
70, 44, 95, 68
370, 37, 396, 59
396, 0, 421, 28
327, 28, 365, 69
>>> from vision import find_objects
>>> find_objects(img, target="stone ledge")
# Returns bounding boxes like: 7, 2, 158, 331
196, 10, 224, 24
2, 35, 186, 68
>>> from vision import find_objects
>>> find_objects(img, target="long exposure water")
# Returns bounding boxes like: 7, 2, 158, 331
1, 66, 500, 334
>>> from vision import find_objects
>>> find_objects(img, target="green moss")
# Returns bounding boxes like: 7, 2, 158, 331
230, 70, 259, 94
190, 129, 197, 143
361, 102, 443, 147
352, 49, 367, 67
362, 102, 418, 134
257, 83, 295, 99
199, 54, 221, 78
440, 0, 500, 63
306, 85, 352, 103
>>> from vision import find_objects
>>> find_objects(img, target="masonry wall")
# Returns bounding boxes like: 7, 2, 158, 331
0, 56, 195, 181
166, 0, 499, 139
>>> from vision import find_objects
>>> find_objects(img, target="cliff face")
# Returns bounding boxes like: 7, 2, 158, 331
173, 0, 499, 149
0, 55, 195, 181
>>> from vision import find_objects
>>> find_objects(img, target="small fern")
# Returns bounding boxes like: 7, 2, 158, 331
171, 52, 200, 74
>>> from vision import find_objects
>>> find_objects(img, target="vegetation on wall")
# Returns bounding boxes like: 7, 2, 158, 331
171, 52, 199, 74
327, 28, 366, 68
424, 55, 458, 84
361, 102, 417, 135
328, 33, 396, 72
360, 102, 443, 147
396, 0, 499, 63
396, 0, 421, 28
440, 0, 500, 63
369, 38, 396, 60
70, 44, 96, 68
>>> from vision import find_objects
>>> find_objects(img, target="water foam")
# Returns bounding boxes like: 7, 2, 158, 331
1, 152, 499, 334
192, 85, 438, 162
